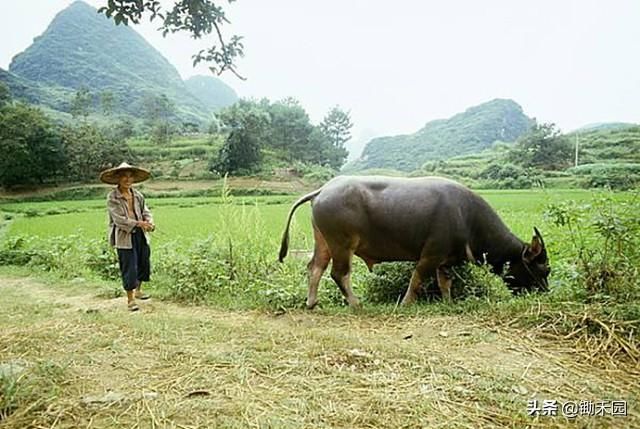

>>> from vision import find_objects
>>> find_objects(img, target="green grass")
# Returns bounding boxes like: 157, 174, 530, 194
1, 187, 639, 427
1, 195, 306, 242
0, 189, 612, 242
1, 188, 636, 312
1, 188, 637, 312
2, 189, 632, 305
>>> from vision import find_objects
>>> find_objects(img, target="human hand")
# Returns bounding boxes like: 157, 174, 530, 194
137, 220, 154, 231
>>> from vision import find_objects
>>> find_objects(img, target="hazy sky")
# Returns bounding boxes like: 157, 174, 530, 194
1, 0, 639, 158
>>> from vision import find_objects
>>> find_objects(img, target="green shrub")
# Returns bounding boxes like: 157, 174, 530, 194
586, 173, 639, 190
362, 262, 415, 304
157, 238, 235, 303
545, 195, 640, 301
450, 263, 512, 302
361, 261, 512, 304
0, 236, 38, 266
258, 274, 307, 310
84, 240, 120, 280
150, 168, 164, 179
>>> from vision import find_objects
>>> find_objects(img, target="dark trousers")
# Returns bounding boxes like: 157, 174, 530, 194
117, 229, 151, 291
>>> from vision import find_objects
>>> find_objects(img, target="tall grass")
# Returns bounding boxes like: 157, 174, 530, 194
1, 189, 638, 361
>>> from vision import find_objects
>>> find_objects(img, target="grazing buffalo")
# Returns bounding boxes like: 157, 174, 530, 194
279, 176, 550, 308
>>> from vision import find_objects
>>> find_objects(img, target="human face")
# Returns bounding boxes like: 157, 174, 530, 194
118, 171, 135, 190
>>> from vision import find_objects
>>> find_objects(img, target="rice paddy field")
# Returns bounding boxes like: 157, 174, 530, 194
0, 186, 639, 428
0, 188, 627, 244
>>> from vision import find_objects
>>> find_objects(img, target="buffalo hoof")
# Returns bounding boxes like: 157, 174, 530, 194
348, 299, 362, 311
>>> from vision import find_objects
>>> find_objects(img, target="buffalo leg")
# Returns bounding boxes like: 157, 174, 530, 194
401, 259, 436, 305
436, 266, 452, 302
306, 227, 331, 309
329, 250, 360, 308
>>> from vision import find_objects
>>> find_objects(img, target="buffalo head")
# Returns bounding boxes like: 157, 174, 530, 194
504, 227, 550, 293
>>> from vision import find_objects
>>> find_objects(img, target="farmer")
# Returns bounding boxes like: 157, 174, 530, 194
100, 162, 155, 311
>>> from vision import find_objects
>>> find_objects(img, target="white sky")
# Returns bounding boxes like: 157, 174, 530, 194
1, 0, 639, 158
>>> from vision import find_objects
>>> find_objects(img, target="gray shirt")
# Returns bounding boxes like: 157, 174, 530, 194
106, 187, 153, 249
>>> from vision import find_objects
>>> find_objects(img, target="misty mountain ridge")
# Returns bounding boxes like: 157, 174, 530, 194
348, 99, 534, 172
571, 122, 638, 134
184, 75, 239, 112
2, 1, 236, 123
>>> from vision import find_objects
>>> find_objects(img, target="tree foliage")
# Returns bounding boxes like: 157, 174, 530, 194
0, 82, 10, 107
319, 106, 351, 168
215, 130, 262, 174
265, 98, 315, 160
320, 106, 353, 149
61, 124, 132, 182
508, 122, 573, 170
100, 90, 115, 116
142, 93, 177, 145
0, 103, 65, 188
0, 100, 134, 188
210, 98, 350, 174
259, 98, 348, 168
212, 100, 269, 174
70, 86, 92, 119
98, 0, 244, 79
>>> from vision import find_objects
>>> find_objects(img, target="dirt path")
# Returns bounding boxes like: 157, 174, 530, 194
0, 275, 638, 428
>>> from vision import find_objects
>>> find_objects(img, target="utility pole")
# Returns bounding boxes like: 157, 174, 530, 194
574, 134, 579, 167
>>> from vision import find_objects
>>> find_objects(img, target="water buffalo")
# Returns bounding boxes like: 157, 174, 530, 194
279, 176, 550, 308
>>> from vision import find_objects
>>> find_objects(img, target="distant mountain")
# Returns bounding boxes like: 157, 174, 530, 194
571, 126, 640, 164
185, 75, 238, 111
572, 122, 637, 133
6, 1, 231, 124
0, 67, 73, 112
349, 99, 534, 172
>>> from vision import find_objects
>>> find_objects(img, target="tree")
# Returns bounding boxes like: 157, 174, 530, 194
61, 124, 132, 182
99, 0, 244, 79
319, 106, 352, 168
320, 106, 353, 150
508, 122, 573, 170
142, 93, 176, 144
266, 98, 316, 160
214, 130, 262, 174
0, 104, 65, 188
212, 100, 269, 174
102, 117, 136, 142
100, 90, 115, 116
0, 82, 10, 108
70, 86, 92, 119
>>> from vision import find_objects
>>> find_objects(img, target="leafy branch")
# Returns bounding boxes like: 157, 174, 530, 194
98, 0, 245, 79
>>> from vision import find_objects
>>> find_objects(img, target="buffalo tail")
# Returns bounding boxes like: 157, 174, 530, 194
278, 189, 322, 262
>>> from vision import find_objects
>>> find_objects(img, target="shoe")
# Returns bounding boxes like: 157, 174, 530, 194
128, 301, 139, 312
135, 293, 150, 300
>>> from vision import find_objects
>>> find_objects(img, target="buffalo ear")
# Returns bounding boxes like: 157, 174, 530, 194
533, 227, 546, 249
524, 235, 543, 262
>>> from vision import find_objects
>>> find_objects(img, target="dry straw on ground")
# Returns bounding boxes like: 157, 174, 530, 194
1, 276, 638, 428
